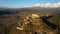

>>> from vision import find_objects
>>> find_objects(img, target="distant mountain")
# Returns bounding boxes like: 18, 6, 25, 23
17, 7, 60, 15
0, 7, 13, 15
0, 7, 60, 15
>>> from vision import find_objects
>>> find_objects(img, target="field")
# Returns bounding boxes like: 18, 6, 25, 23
0, 8, 60, 34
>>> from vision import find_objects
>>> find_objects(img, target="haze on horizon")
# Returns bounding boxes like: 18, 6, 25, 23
0, 0, 60, 8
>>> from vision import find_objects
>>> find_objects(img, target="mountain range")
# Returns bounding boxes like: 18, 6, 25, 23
0, 7, 60, 15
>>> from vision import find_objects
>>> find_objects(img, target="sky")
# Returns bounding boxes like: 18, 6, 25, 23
0, 0, 60, 8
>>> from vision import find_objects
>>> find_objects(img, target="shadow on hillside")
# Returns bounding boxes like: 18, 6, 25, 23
41, 16, 57, 29
0, 11, 12, 15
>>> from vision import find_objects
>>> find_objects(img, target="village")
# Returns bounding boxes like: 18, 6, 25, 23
16, 13, 57, 34
0, 13, 59, 34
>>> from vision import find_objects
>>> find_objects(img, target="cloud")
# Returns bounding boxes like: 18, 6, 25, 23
34, 2, 60, 8
24, 2, 60, 8
34, 3, 52, 8
34, 3, 40, 6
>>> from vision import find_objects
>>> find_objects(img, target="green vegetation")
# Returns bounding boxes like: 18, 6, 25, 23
48, 15, 60, 25
49, 15, 60, 21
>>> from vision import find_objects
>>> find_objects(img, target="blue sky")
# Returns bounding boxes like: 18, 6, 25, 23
0, 0, 60, 8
